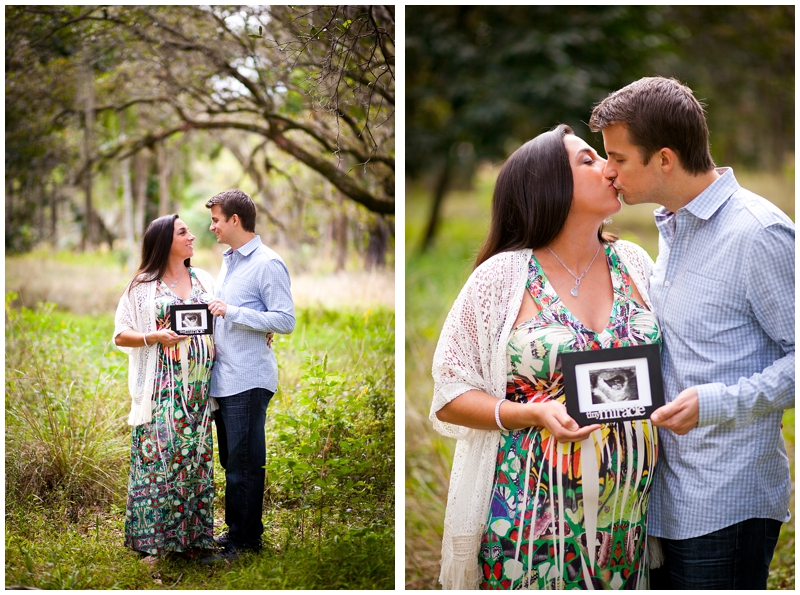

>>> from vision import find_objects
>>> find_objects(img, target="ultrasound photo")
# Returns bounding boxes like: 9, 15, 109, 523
181, 311, 202, 328
589, 366, 639, 404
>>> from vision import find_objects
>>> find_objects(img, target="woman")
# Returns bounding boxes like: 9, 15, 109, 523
431, 125, 661, 589
113, 214, 217, 561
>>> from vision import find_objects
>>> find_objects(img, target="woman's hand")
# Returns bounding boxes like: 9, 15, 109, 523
530, 400, 600, 442
148, 329, 186, 348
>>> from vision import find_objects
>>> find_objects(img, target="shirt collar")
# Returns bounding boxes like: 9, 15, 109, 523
682, 167, 737, 221
653, 167, 737, 242
223, 235, 261, 258
654, 167, 738, 220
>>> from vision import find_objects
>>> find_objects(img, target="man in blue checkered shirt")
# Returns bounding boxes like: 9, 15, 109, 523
590, 77, 794, 589
200, 189, 296, 564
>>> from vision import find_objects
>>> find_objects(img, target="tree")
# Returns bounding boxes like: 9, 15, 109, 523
80, 5, 394, 213
655, 6, 794, 170
5, 5, 395, 256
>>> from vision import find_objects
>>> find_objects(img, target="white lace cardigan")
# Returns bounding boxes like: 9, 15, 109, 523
430, 240, 655, 590
113, 267, 216, 426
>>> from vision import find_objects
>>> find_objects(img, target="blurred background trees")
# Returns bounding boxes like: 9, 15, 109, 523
6, 5, 395, 271
407, 5, 794, 251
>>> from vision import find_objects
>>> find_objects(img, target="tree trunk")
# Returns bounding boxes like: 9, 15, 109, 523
6, 177, 13, 245
158, 141, 170, 217
418, 161, 451, 253
133, 150, 148, 241
334, 193, 348, 272
50, 185, 58, 248
365, 216, 389, 271
119, 111, 136, 271
80, 56, 96, 250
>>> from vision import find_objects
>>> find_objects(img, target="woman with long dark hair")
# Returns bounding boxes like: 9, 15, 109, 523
113, 214, 217, 562
431, 125, 661, 589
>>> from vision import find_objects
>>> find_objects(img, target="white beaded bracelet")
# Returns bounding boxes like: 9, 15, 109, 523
494, 399, 509, 431
143, 333, 148, 347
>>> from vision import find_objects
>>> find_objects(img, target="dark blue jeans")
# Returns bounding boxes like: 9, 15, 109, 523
214, 388, 274, 551
650, 518, 782, 589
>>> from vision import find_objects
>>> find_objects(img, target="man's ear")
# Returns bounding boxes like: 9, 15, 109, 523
659, 147, 678, 173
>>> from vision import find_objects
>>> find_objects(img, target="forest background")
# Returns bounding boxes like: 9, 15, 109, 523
6, 5, 395, 589
405, 5, 795, 589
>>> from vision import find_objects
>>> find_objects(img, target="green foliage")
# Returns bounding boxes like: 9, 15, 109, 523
406, 5, 674, 177
6, 5, 395, 254
769, 408, 795, 590
407, 6, 794, 179
5, 296, 394, 589
5, 293, 129, 508
266, 308, 395, 527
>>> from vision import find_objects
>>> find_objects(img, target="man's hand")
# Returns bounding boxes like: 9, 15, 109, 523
208, 299, 228, 318
266, 332, 274, 348
650, 386, 699, 435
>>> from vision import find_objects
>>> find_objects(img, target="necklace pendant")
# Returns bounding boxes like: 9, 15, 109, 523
570, 285, 579, 297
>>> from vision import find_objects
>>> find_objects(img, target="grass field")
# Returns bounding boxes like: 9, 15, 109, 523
5, 254, 395, 589
405, 165, 795, 589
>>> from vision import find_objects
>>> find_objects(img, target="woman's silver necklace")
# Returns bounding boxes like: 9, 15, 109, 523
164, 268, 185, 288
546, 244, 602, 297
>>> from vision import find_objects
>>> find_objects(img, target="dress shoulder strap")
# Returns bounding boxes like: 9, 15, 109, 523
524, 252, 549, 310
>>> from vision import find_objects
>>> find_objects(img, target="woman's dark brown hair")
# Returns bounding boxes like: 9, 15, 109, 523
474, 124, 614, 269
128, 214, 189, 292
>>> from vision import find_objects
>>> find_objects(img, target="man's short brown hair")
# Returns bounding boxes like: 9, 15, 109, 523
589, 77, 715, 174
205, 189, 257, 232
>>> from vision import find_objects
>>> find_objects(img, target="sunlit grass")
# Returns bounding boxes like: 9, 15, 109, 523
5, 255, 395, 589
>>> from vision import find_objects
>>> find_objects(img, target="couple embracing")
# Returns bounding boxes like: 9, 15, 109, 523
113, 189, 296, 564
432, 77, 794, 589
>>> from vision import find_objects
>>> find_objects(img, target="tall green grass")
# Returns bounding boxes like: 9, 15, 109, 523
405, 167, 795, 589
5, 294, 129, 508
5, 292, 395, 589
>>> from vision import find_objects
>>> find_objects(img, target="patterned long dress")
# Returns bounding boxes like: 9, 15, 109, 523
478, 245, 661, 589
124, 269, 216, 555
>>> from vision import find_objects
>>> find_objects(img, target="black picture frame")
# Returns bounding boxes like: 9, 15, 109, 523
169, 303, 213, 335
561, 344, 664, 426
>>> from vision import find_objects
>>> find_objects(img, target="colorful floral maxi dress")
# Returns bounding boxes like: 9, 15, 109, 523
125, 270, 216, 554
478, 245, 661, 589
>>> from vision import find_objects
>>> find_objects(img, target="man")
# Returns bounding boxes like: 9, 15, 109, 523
589, 77, 794, 589
200, 189, 296, 564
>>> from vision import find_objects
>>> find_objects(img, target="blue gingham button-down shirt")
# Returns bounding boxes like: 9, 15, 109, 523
211, 236, 296, 398
648, 168, 794, 540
